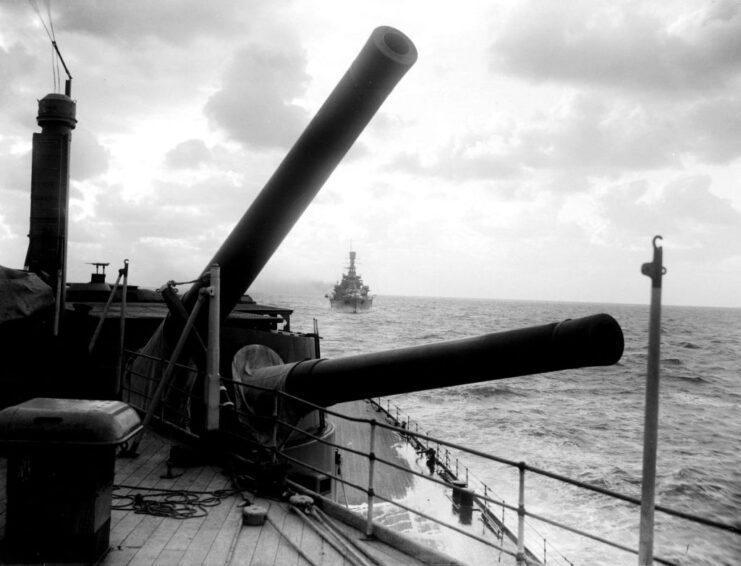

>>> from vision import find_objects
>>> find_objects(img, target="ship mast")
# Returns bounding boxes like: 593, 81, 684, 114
348, 251, 357, 277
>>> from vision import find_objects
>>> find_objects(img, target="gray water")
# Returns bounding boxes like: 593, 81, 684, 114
251, 292, 741, 565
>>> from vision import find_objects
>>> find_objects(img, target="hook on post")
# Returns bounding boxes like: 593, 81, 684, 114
641, 235, 667, 288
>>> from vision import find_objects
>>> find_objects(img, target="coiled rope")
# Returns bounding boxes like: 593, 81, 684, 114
112, 484, 241, 520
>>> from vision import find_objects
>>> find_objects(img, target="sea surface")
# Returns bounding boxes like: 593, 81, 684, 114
250, 292, 740, 566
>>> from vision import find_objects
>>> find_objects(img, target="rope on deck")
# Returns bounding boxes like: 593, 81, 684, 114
112, 484, 241, 519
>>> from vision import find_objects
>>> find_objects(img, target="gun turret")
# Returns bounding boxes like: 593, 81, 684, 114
234, 313, 624, 416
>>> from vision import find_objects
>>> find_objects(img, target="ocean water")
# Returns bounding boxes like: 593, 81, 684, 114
251, 292, 741, 565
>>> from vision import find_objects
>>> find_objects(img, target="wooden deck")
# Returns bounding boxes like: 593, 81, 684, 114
0, 398, 526, 566
104, 433, 428, 566
0, 414, 445, 566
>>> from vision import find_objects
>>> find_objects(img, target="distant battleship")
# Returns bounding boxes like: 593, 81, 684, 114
327, 251, 373, 313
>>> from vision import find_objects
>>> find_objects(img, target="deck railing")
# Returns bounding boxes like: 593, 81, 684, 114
120, 355, 739, 566
117, 264, 739, 566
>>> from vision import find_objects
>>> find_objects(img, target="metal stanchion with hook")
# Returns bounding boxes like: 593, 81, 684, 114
115, 259, 129, 396
638, 235, 667, 566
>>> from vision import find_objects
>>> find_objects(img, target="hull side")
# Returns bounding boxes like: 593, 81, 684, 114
330, 297, 372, 313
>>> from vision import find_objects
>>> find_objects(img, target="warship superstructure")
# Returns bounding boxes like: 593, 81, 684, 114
328, 251, 373, 313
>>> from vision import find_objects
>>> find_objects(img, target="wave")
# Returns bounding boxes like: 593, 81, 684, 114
574, 466, 641, 493
461, 384, 528, 399
665, 373, 708, 383
678, 341, 701, 349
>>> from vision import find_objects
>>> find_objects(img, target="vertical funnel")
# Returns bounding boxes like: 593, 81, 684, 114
24, 93, 77, 321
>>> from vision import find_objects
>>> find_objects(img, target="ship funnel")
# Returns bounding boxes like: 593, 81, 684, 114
24, 92, 77, 321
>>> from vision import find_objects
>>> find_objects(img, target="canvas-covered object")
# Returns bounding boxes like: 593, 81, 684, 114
0, 265, 54, 325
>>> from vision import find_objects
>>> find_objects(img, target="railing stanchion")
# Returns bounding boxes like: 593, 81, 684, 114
366, 419, 377, 537
639, 236, 666, 566
88, 267, 124, 354
517, 463, 526, 566
205, 263, 220, 432
272, 390, 279, 464
115, 259, 129, 396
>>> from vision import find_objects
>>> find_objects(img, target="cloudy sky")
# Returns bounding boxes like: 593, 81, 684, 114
1, 1, 740, 307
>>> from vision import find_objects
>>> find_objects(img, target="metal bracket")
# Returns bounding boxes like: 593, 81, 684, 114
641, 235, 667, 288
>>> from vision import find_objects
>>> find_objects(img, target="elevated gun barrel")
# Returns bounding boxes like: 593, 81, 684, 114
182, 27, 418, 320
248, 313, 624, 409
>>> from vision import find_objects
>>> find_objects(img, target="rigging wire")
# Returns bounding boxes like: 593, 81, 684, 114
43, 0, 61, 92
28, 0, 53, 43
48, 42, 57, 92
28, 0, 71, 93
45, 0, 56, 42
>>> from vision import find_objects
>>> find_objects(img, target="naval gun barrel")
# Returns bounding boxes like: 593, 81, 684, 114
249, 313, 624, 409
181, 27, 418, 321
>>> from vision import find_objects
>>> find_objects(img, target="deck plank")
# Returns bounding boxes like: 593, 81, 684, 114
246, 501, 283, 566
273, 506, 303, 566
158, 467, 218, 554
202, 495, 247, 565
115, 434, 169, 487
127, 515, 181, 565
327, 511, 424, 566
110, 436, 222, 565
226, 495, 282, 565
152, 548, 186, 566
177, 473, 240, 565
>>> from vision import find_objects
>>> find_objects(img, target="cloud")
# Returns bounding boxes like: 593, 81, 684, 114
387, 146, 521, 181
0, 44, 40, 121
204, 44, 310, 149
512, 94, 681, 174
54, 1, 254, 46
71, 126, 110, 180
65, 181, 230, 285
490, 0, 741, 95
164, 139, 213, 169
658, 175, 741, 226
598, 175, 741, 261
0, 151, 31, 196
684, 95, 741, 163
